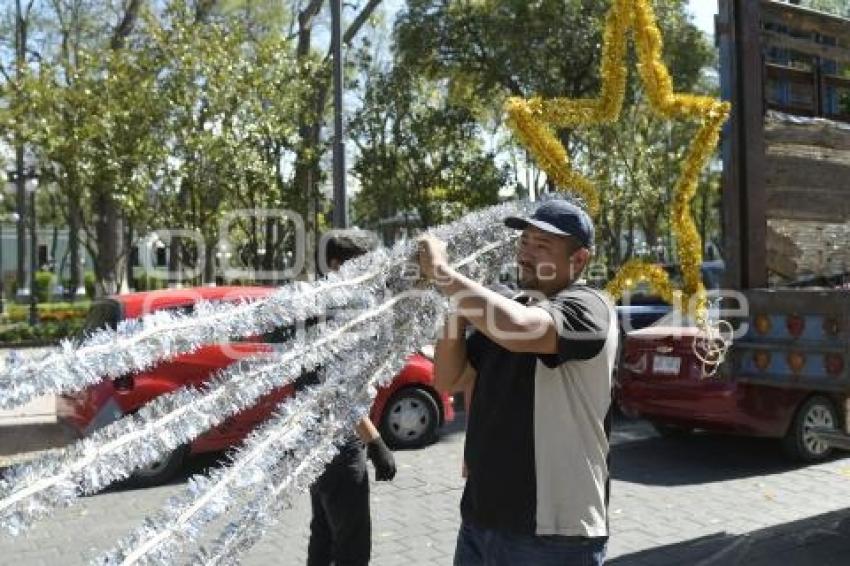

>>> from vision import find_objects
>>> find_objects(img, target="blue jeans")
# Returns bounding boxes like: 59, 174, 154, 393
454, 521, 607, 566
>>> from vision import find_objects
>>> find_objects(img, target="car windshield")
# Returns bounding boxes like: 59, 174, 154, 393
620, 262, 724, 304
663, 263, 724, 291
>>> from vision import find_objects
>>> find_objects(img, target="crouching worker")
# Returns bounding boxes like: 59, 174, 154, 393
298, 231, 397, 566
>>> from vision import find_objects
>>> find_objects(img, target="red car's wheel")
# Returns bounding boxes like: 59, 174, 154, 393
127, 445, 188, 488
380, 388, 439, 449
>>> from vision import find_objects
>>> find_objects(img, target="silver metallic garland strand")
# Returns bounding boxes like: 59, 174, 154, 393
96, 249, 493, 564
0, 290, 394, 535
191, 325, 430, 566
97, 352, 386, 566
98, 288, 443, 566
0, 280, 373, 411
0, 202, 528, 536
0, 201, 533, 412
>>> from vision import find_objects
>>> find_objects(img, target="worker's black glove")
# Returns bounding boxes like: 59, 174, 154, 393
366, 437, 396, 481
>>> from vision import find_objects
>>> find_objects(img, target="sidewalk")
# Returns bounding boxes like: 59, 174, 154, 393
0, 393, 56, 427
0, 347, 74, 467
0, 394, 73, 468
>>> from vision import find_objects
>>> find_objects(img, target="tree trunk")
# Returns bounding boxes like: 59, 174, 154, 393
69, 196, 82, 300
195, 0, 219, 23
204, 237, 216, 285
54, 7, 83, 301
294, 0, 325, 281
700, 179, 710, 254
110, 0, 143, 49
168, 236, 181, 287
14, 1, 28, 301
644, 220, 658, 261
14, 146, 26, 301
166, 4, 222, 287
125, 219, 134, 292
50, 222, 59, 299
93, 188, 120, 296
625, 217, 635, 260
87, 0, 144, 296
169, 179, 189, 288
261, 216, 277, 282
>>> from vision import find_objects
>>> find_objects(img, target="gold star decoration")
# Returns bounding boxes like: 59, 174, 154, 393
505, 0, 730, 322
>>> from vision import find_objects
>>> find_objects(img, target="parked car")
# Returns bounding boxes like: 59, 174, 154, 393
615, 260, 725, 333
57, 286, 454, 486
616, 315, 842, 462
616, 296, 673, 335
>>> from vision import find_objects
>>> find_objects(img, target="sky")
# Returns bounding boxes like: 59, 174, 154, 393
687, 0, 718, 38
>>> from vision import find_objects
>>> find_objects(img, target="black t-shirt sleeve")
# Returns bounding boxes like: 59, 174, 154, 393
464, 283, 518, 372
535, 288, 611, 369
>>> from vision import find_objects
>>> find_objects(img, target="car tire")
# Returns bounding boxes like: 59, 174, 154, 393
782, 396, 838, 462
380, 388, 440, 449
651, 422, 692, 438
127, 445, 188, 488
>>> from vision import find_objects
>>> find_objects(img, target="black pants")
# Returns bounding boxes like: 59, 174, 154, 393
307, 442, 370, 566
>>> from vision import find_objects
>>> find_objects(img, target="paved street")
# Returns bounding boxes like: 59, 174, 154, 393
3, 414, 850, 565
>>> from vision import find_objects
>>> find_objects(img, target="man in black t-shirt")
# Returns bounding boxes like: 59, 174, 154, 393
419, 199, 616, 565
300, 233, 397, 566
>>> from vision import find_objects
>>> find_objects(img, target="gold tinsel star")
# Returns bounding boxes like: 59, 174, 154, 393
506, 0, 730, 321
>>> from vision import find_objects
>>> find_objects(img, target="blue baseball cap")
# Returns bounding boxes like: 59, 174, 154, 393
505, 199, 595, 249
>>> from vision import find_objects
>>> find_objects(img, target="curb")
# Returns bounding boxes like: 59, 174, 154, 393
0, 422, 73, 458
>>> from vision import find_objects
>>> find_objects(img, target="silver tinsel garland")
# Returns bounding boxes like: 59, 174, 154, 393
0, 282, 409, 534
0, 323, 345, 534
0, 201, 531, 412
0, 202, 529, 538
105, 288, 440, 566
191, 313, 435, 566
98, 355, 384, 565
0, 279, 373, 411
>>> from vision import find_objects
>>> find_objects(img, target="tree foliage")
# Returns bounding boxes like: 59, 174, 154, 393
394, 0, 718, 270
792, 0, 850, 16
0, 0, 728, 292
349, 66, 506, 232
1, 0, 316, 292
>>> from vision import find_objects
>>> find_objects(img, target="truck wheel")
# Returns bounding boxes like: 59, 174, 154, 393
380, 388, 440, 449
127, 445, 188, 488
783, 396, 837, 462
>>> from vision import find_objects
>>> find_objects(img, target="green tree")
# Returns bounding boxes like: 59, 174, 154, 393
395, 0, 709, 103
4, 0, 165, 296
2, 0, 316, 291
349, 66, 506, 232
395, 0, 717, 269
582, 95, 721, 275
145, 3, 309, 284
791, 0, 850, 16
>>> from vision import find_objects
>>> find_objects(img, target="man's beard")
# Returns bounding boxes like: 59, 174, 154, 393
517, 265, 540, 290
517, 262, 580, 293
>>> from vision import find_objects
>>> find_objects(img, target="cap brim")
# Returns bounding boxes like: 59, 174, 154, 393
504, 216, 570, 237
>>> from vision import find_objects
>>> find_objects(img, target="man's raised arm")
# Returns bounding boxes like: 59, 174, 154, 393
419, 235, 559, 356
434, 313, 474, 393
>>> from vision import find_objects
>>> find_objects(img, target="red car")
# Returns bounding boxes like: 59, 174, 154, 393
57, 286, 454, 486
616, 324, 838, 461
